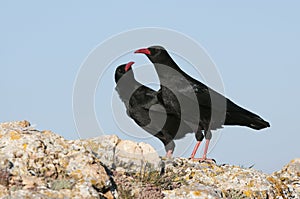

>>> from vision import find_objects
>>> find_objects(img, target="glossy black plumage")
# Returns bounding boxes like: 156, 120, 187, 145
114, 62, 193, 155
135, 46, 270, 160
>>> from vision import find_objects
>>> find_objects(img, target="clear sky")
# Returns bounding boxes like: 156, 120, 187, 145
1, 1, 299, 173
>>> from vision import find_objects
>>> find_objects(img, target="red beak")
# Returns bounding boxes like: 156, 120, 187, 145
125, 61, 134, 72
134, 48, 151, 55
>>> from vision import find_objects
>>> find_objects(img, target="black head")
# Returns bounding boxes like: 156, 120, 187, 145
114, 61, 135, 83
134, 45, 171, 64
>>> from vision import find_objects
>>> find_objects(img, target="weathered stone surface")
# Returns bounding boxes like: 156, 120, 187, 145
114, 140, 160, 173
0, 120, 299, 199
161, 158, 300, 199
80, 135, 120, 168
273, 158, 300, 195
81, 135, 161, 173
0, 121, 115, 198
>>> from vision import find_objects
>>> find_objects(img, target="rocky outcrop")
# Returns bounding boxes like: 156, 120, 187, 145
0, 121, 299, 199
161, 158, 300, 198
81, 135, 161, 173
0, 121, 113, 198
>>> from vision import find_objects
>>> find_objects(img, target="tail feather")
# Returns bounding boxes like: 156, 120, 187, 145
225, 101, 270, 130
225, 112, 270, 130
246, 116, 270, 130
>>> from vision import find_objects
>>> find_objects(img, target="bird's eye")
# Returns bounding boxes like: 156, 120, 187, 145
152, 49, 160, 56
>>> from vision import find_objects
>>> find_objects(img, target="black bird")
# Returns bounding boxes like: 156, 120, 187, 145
135, 46, 270, 162
114, 61, 193, 157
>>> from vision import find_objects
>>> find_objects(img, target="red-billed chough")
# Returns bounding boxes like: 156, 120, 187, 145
135, 46, 270, 162
114, 61, 193, 157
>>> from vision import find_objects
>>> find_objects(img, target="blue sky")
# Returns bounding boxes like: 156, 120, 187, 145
1, 1, 299, 173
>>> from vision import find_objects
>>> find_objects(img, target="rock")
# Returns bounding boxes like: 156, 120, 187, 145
160, 158, 300, 198
0, 120, 299, 199
273, 158, 300, 194
80, 135, 120, 168
114, 140, 161, 173
82, 135, 161, 173
0, 121, 115, 198
0, 120, 31, 129
163, 184, 220, 199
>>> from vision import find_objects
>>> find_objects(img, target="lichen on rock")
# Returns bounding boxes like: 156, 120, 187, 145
0, 120, 299, 199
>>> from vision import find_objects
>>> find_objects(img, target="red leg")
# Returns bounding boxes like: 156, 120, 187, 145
166, 149, 173, 158
190, 141, 201, 159
191, 139, 215, 163
202, 139, 210, 159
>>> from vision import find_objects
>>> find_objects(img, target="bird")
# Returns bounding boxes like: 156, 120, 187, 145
114, 61, 193, 157
135, 45, 270, 162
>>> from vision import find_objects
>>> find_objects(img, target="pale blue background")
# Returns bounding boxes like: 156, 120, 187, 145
1, 1, 299, 173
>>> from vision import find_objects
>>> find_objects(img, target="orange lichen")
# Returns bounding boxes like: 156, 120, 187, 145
267, 176, 286, 197
193, 191, 201, 196
19, 120, 30, 128
70, 169, 83, 180
244, 190, 252, 197
9, 131, 21, 140
23, 143, 27, 150
90, 179, 97, 185
247, 180, 254, 187
41, 130, 53, 135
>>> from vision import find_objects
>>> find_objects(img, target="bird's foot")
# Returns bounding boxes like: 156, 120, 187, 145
189, 157, 216, 164
161, 150, 173, 160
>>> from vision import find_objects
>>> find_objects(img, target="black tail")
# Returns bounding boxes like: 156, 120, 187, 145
225, 101, 270, 130
243, 115, 270, 130
225, 111, 270, 130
